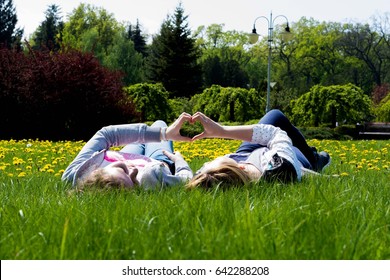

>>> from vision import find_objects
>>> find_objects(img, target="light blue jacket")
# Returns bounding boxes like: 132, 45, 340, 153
62, 124, 193, 188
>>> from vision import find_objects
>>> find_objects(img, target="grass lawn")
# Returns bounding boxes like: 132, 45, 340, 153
0, 139, 389, 259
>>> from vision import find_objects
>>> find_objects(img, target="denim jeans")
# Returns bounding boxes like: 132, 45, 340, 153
235, 109, 315, 169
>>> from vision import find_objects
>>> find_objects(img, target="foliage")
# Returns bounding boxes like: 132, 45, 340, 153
298, 127, 340, 140
126, 19, 148, 57
61, 3, 120, 53
0, 47, 136, 140
168, 97, 193, 121
372, 84, 390, 105
145, 3, 202, 98
124, 83, 171, 122
291, 84, 372, 127
0, 0, 23, 49
61, 4, 144, 86
30, 4, 64, 52
191, 85, 264, 122
195, 24, 251, 88
376, 93, 390, 122
0, 139, 389, 259
102, 30, 144, 85
338, 21, 390, 87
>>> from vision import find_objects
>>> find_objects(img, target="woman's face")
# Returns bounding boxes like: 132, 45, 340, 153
101, 161, 139, 188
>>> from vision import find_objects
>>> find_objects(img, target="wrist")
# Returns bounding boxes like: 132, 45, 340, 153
160, 127, 167, 141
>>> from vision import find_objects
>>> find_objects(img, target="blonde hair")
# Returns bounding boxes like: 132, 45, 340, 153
76, 168, 128, 191
186, 163, 251, 190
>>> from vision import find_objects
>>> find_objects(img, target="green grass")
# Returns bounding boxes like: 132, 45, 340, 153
0, 140, 389, 260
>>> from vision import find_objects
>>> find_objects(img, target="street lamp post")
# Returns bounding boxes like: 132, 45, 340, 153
249, 12, 291, 113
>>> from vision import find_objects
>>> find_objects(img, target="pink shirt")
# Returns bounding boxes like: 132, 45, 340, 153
103, 150, 153, 168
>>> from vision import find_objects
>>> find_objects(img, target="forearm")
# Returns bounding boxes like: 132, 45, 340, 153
214, 125, 255, 142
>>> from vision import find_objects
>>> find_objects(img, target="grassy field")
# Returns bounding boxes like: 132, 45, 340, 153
0, 138, 389, 260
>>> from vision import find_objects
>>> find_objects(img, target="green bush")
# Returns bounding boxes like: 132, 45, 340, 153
291, 84, 372, 127
375, 94, 390, 122
297, 127, 337, 140
191, 85, 265, 122
124, 83, 171, 122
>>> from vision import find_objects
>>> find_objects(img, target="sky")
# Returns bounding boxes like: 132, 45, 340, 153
13, 0, 390, 39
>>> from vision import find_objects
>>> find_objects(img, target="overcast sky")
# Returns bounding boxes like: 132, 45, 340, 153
13, 0, 390, 38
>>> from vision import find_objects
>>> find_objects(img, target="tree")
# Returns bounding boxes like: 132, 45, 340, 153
290, 84, 372, 127
103, 31, 144, 86
31, 4, 64, 51
127, 19, 148, 57
0, 0, 23, 49
339, 21, 390, 88
61, 3, 120, 55
145, 3, 202, 98
62, 3, 143, 85
195, 24, 251, 88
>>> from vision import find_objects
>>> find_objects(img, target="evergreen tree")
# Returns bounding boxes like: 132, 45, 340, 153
0, 0, 23, 49
32, 4, 64, 51
145, 3, 202, 98
127, 19, 147, 57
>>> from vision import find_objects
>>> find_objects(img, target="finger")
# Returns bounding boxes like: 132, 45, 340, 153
192, 112, 211, 125
174, 113, 192, 127
191, 132, 206, 141
162, 150, 175, 159
162, 150, 172, 156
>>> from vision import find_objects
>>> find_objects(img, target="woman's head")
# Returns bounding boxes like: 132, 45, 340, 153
77, 161, 138, 190
186, 157, 252, 189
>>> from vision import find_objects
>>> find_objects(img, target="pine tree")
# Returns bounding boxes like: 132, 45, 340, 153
127, 19, 147, 57
32, 4, 64, 51
0, 0, 23, 49
145, 3, 202, 98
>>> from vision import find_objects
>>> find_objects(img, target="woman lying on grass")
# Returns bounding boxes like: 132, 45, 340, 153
187, 109, 331, 189
62, 113, 193, 190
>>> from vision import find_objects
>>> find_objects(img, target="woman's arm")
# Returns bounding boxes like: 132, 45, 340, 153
191, 112, 255, 141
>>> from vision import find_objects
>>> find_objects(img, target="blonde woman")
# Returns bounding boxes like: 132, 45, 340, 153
187, 110, 330, 189
62, 113, 193, 190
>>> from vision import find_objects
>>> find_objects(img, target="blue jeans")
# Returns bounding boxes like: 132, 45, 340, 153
235, 109, 315, 169
119, 120, 175, 171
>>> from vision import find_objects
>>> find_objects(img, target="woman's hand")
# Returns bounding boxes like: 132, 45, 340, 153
191, 112, 224, 141
163, 150, 185, 163
166, 112, 193, 141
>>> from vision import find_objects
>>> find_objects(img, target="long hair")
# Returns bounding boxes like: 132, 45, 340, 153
186, 163, 252, 190
76, 168, 126, 191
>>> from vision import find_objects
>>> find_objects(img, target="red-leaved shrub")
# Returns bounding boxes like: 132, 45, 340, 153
0, 48, 138, 140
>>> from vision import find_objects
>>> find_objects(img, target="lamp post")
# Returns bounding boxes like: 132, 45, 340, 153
249, 12, 291, 113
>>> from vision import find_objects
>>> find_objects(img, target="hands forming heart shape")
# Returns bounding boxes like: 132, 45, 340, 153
166, 112, 224, 142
